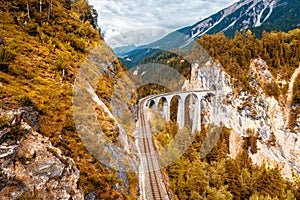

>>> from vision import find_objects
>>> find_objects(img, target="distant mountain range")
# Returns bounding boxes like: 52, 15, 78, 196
117, 0, 300, 68
113, 45, 137, 56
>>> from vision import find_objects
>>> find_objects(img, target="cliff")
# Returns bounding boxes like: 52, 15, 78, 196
188, 57, 300, 178
0, 107, 83, 199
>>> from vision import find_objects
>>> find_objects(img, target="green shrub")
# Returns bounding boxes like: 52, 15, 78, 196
0, 45, 16, 70
0, 63, 9, 72
70, 37, 86, 52
0, 115, 9, 129
7, 124, 24, 141
0, 77, 9, 84
55, 54, 66, 71
16, 193, 37, 200
18, 95, 33, 106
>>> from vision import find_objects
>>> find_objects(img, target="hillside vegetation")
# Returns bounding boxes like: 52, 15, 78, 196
0, 0, 137, 199
138, 29, 300, 130
198, 29, 299, 95
137, 28, 300, 199
151, 123, 300, 200
197, 29, 299, 130
139, 29, 299, 97
1, 1, 299, 199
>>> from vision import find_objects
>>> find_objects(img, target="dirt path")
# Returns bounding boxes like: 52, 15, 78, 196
286, 64, 300, 127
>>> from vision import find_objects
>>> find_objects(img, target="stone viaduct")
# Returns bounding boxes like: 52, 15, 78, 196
144, 90, 212, 132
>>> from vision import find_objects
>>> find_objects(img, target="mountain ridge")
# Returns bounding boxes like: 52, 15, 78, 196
118, 0, 300, 68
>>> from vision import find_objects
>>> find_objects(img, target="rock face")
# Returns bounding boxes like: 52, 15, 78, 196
0, 107, 84, 200
188, 58, 300, 178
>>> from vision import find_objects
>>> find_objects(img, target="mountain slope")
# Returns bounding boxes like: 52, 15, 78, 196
119, 0, 300, 68
136, 28, 300, 199
0, 1, 138, 199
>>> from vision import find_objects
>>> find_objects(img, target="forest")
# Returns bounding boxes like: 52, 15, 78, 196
0, 0, 138, 199
137, 28, 300, 199
150, 122, 300, 200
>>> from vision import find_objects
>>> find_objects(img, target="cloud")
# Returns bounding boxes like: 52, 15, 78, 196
105, 28, 172, 48
89, 0, 237, 47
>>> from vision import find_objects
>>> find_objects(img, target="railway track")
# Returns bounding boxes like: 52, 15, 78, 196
137, 90, 211, 199
138, 98, 171, 200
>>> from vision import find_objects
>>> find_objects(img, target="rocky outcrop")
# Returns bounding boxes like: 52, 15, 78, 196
188, 58, 300, 178
0, 107, 83, 200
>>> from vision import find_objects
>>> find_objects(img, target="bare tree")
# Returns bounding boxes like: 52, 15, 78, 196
48, 0, 52, 19
1, 0, 4, 29
0, 36, 4, 46
27, 0, 30, 19
39, 0, 42, 12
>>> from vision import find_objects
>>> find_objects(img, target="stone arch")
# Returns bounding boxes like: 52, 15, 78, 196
170, 95, 183, 122
158, 96, 170, 121
184, 93, 198, 128
148, 99, 156, 110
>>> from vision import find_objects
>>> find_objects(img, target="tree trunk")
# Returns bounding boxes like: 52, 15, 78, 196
1, 0, 4, 29
39, 0, 42, 12
27, 0, 30, 19
48, 0, 52, 19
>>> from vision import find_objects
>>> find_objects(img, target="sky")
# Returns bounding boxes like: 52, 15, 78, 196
89, 0, 238, 48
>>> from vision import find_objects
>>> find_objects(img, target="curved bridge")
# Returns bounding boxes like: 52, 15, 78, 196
136, 90, 213, 200
145, 90, 213, 132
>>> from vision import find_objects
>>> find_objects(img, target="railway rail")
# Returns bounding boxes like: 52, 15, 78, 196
138, 98, 171, 200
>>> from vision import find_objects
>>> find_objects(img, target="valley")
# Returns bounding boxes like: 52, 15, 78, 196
0, 0, 299, 199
